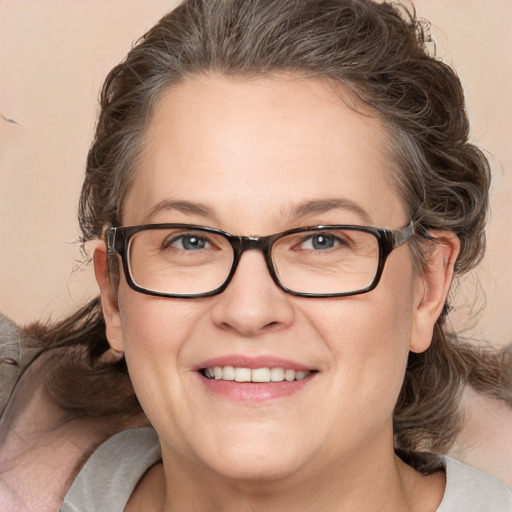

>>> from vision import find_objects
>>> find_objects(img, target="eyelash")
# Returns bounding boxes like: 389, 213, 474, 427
293, 232, 349, 252
163, 233, 212, 250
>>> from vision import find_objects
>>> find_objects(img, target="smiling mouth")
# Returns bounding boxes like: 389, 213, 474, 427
200, 366, 315, 383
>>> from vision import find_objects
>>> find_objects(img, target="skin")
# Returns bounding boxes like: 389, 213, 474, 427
94, 74, 459, 511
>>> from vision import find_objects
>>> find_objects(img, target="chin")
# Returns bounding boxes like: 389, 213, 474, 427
189, 425, 315, 483
204, 451, 306, 483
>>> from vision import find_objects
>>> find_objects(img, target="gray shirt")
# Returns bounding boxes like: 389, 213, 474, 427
60, 427, 161, 512
60, 427, 512, 511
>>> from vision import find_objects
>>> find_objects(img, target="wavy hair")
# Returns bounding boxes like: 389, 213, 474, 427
6, 0, 511, 471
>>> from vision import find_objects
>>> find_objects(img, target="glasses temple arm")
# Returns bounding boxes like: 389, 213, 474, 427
105, 227, 118, 253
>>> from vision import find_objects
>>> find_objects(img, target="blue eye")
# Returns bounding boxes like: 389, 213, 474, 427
302, 233, 340, 250
167, 234, 210, 250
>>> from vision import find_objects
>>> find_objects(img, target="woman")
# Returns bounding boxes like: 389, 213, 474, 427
1, 0, 511, 510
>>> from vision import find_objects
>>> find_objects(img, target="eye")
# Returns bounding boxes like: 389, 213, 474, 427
300, 232, 341, 250
165, 234, 211, 251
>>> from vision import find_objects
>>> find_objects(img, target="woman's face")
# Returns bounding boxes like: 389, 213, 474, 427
99, 75, 447, 483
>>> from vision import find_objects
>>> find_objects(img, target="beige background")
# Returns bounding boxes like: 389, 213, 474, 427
0, 1, 511, 348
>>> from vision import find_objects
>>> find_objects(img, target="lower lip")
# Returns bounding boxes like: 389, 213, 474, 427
199, 374, 313, 401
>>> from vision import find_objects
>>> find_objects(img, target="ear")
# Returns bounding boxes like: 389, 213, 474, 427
93, 243, 124, 353
410, 231, 460, 354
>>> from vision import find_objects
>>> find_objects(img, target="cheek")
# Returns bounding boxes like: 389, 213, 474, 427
115, 285, 208, 406
116, 277, 209, 351
309, 261, 416, 407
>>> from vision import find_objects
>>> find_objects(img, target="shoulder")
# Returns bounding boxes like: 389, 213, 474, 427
0, 311, 39, 415
437, 456, 512, 512
60, 427, 162, 512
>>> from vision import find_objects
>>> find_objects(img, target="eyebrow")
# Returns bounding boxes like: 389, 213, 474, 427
144, 199, 217, 223
144, 197, 372, 226
286, 198, 372, 224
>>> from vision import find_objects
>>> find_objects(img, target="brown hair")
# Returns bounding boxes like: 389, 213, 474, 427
7, 0, 511, 470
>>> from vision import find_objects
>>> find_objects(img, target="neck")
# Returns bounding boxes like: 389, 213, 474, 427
128, 430, 445, 512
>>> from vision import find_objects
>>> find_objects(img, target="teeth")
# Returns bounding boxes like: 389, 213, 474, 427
234, 367, 252, 382
270, 367, 284, 382
222, 365, 235, 381
284, 369, 295, 381
252, 368, 270, 382
203, 366, 311, 382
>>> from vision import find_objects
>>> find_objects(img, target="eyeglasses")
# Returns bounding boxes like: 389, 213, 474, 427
105, 222, 416, 299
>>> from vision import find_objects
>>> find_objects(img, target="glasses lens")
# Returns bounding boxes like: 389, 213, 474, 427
271, 228, 379, 295
127, 227, 234, 295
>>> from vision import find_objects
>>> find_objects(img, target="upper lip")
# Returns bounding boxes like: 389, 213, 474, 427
195, 355, 315, 371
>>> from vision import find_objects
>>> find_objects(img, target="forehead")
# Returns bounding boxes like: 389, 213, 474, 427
123, 74, 406, 229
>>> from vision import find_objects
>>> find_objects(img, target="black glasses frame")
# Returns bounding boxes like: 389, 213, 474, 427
106, 222, 416, 299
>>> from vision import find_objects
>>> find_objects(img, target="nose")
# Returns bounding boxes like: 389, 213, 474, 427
210, 250, 295, 337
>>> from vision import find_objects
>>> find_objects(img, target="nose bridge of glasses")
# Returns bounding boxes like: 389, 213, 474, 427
228, 235, 277, 283
240, 236, 264, 250
233, 235, 276, 259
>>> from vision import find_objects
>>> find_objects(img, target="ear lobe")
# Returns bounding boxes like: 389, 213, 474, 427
410, 232, 460, 354
93, 244, 124, 352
